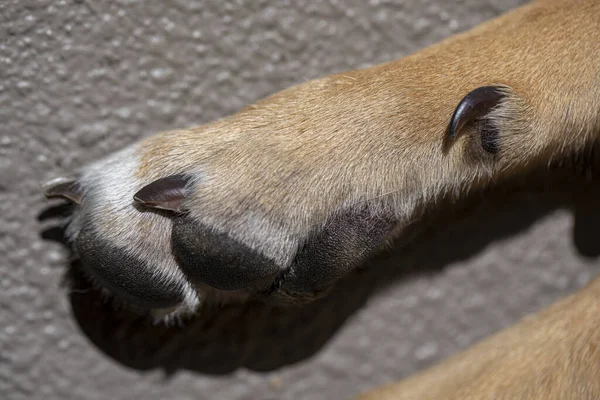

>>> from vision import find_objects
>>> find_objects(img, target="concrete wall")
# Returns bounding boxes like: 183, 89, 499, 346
4, 1, 599, 399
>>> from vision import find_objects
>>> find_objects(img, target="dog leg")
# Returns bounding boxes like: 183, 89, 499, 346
44, 0, 599, 319
356, 274, 600, 399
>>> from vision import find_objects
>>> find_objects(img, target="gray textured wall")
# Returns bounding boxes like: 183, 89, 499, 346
4, 1, 600, 399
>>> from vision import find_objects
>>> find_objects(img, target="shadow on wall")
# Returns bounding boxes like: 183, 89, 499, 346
38, 147, 600, 377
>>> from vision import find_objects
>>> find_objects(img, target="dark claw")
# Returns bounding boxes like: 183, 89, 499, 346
447, 85, 506, 145
133, 174, 191, 212
43, 176, 83, 204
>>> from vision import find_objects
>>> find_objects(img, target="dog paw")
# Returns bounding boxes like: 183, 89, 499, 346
44, 77, 515, 319
45, 0, 600, 319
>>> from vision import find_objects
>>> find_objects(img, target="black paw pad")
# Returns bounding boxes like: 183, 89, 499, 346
280, 209, 397, 294
76, 224, 190, 309
171, 215, 281, 290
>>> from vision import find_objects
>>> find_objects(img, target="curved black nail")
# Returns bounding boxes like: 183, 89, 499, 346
133, 174, 191, 212
43, 176, 83, 204
447, 85, 506, 141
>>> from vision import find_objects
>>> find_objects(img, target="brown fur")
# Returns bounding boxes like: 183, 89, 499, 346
134, 0, 599, 266
134, 1, 600, 394
135, 0, 600, 396
354, 0, 600, 398
357, 275, 600, 399
54, 0, 600, 395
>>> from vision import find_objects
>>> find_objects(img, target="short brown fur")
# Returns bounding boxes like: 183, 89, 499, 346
135, 0, 599, 266
133, 1, 600, 396
357, 275, 600, 399
65, 0, 600, 396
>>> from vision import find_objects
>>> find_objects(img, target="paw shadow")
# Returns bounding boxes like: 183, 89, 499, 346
38, 149, 600, 376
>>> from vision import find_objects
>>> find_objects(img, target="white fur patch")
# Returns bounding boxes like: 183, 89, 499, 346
65, 145, 201, 315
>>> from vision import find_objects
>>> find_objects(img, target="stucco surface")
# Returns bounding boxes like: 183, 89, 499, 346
4, 1, 600, 399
